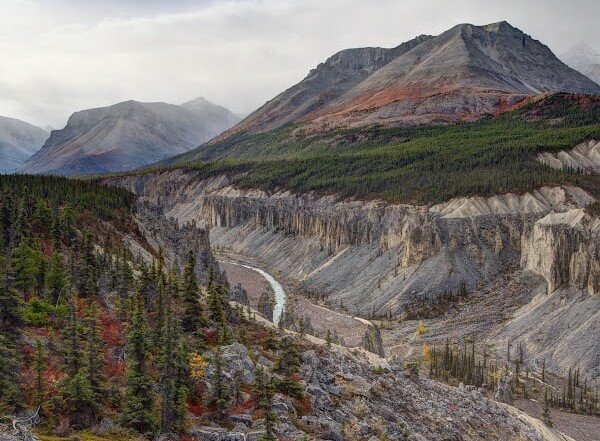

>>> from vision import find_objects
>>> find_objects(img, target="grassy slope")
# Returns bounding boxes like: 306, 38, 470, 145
132, 94, 600, 204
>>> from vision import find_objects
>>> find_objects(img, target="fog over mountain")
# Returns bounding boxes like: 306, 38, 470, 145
561, 41, 600, 84
0, 0, 598, 128
0, 116, 48, 173
20, 98, 239, 175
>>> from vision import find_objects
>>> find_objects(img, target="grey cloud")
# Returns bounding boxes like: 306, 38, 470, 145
0, 0, 598, 127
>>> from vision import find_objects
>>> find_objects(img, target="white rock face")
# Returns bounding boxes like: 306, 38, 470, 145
521, 209, 599, 295
107, 170, 600, 380
537, 140, 600, 173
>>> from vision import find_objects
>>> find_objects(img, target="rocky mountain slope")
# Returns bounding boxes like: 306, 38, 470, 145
213, 21, 599, 141
0, 116, 47, 172
20, 98, 239, 175
561, 41, 600, 85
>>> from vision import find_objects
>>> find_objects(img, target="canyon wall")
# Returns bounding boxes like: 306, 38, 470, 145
108, 170, 599, 378
108, 171, 598, 314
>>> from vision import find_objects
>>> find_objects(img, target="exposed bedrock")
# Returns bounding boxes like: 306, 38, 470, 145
108, 171, 598, 318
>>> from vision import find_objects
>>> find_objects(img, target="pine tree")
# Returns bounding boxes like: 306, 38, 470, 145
153, 274, 167, 347
254, 366, 277, 441
207, 280, 231, 344
84, 304, 104, 405
121, 293, 156, 433
273, 337, 301, 375
208, 346, 230, 420
32, 339, 46, 406
0, 274, 22, 412
181, 251, 204, 335
0, 333, 21, 413
61, 371, 95, 429
12, 238, 38, 295
46, 250, 66, 304
63, 293, 82, 378
159, 291, 176, 434
542, 388, 553, 427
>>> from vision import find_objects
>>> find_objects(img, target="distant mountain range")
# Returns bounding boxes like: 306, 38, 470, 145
0, 116, 48, 173
561, 41, 600, 85
215, 21, 600, 140
20, 97, 239, 176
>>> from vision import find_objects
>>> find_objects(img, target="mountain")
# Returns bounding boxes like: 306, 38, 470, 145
20, 98, 239, 176
560, 41, 600, 84
0, 116, 48, 173
217, 21, 600, 138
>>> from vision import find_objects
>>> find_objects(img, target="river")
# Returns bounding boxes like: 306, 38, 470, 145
218, 260, 286, 326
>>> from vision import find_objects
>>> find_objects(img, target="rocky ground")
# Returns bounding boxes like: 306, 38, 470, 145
515, 398, 600, 441
187, 338, 573, 441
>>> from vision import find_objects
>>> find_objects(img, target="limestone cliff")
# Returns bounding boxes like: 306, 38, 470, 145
109, 172, 596, 314
107, 170, 599, 379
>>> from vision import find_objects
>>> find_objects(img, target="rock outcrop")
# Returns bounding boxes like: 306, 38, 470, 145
521, 209, 599, 295
133, 202, 224, 286
257, 290, 274, 321
537, 139, 600, 173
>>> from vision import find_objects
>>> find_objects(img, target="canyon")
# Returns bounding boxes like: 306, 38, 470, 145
107, 162, 599, 382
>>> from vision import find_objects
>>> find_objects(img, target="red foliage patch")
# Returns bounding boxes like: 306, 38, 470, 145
186, 402, 205, 416
100, 314, 125, 346
230, 398, 256, 414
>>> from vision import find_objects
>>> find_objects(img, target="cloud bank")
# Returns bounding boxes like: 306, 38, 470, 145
0, 0, 598, 127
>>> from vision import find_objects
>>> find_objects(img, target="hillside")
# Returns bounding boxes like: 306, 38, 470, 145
0, 116, 48, 173
19, 99, 239, 176
153, 94, 600, 205
217, 21, 600, 138
1, 174, 579, 441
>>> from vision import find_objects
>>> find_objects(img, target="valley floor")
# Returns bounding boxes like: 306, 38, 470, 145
515, 398, 600, 441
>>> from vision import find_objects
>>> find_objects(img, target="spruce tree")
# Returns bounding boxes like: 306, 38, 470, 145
121, 293, 156, 433
0, 268, 23, 412
84, 304, 104, 405
181, 251, 204, 334
63, 293, 82, 378
208, 346, 230, 420
254, 366, 277, 441
273, 337, 301, 375
46, 250, 66, 304
32, 339, 46, 406
61, 371, 95, 429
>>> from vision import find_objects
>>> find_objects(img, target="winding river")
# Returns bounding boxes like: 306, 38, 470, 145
219, 260, 286, 326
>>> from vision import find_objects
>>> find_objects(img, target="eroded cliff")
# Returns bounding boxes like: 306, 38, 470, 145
107, 170, 599, 379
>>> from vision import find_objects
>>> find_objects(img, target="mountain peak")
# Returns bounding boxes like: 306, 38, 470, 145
20, 98, 240, 176
214, 21, 600, 136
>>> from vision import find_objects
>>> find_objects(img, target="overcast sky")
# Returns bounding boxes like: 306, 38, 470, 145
1, 0, 599, 128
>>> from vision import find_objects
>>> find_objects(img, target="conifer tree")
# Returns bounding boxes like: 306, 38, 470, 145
207, 279, 231, 344
32, 339, 46, 406
63, 293, 82, 378
12, 238, 38, 295
181, 251, 204, 334
46, 250, 66, 304
208, 346, 230, 420
273, 337, 301, 375
254, 366, 277, 441
84, 304, 104, 404
61, 371, 96, 429
121, 293, 156, 433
